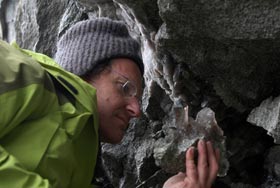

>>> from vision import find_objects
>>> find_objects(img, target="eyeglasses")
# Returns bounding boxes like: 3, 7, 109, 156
111, 69, 142, 103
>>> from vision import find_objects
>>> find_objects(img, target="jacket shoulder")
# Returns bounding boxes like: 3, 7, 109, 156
0, 40, 50, 93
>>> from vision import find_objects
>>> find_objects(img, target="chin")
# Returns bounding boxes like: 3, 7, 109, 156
101, 135, 124, 144
108, 140, 121, 144
105, 138, 122, 144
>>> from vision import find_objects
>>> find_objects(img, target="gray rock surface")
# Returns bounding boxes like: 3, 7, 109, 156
2, 0, 280, 187
248, 96, 280, 144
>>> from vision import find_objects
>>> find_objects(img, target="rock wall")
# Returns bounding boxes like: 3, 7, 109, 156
1, 0, 280, 187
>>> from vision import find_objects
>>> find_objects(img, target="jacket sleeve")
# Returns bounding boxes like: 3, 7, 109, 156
0, 40, 56, 187
0, 145, 51, 187
0, 82, 56, 188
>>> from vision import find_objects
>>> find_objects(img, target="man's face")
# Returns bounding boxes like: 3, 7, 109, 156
87, 58, 143, 144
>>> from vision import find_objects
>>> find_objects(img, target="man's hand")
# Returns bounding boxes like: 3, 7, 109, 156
163, 140, 220, 188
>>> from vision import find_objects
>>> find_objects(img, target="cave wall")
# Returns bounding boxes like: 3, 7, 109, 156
1, 0, 280, 187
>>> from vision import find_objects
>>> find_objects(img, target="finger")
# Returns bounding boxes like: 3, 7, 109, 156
185, 147, 198, 181
206, 141, 219, 185
197, 139, 208, 184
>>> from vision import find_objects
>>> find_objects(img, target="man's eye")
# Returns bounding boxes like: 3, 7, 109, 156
122, 83, 131, 96
116, 80, 137, 98
116, 81, 126, 92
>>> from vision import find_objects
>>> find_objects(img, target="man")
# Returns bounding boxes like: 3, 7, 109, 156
0, 18, 219, 187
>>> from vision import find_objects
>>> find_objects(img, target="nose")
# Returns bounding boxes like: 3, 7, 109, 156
126, 97, 141, 118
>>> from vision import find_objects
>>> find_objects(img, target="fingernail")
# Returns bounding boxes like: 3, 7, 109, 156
190, 147, 194, 155
199, 139, 204, 146
188, 147, 194, 155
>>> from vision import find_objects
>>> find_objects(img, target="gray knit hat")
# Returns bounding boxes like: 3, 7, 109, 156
55, 18, 144, 76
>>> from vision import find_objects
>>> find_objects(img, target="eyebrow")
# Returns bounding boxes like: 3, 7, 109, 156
111, 69, 130, 81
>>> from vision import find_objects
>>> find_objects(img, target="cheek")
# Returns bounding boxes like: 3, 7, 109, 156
98, 91, 125, 110
96, 88, 112, 107
96, 92, 123, 121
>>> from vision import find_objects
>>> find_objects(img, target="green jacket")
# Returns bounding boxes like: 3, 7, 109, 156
0, 40, 99, 188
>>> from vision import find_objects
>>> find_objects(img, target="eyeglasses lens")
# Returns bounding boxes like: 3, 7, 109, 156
122, 81, 137, 97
